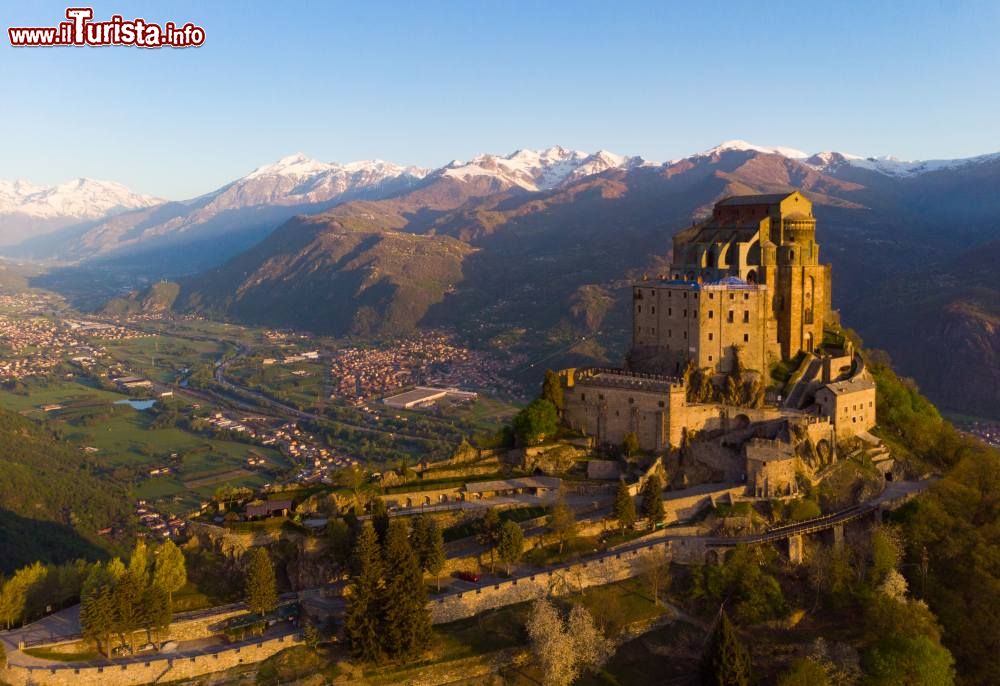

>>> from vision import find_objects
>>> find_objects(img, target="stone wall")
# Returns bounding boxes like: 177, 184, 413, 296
0, 635, 302, 686
430, 540, 674, 624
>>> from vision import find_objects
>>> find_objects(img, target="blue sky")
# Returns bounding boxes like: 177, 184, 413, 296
2, 0, 999, 199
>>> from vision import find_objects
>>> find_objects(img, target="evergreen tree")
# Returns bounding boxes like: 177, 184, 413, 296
548, 497, 578, 554
640, 474, 665, 524
327, 517, 354, 577
370, 497, 390, 544
345, 521, 383, 662
152, 539, 187, 607
622, 431, 640, 457
542, 370, 565, 414
700, 610, 751, 686
478, 508, 503, 572
613, 480, 636, 532
80, 563, 116, 658
422, 519, 446, 591
379, 520, 431, 658
497, 520, 525, 576
245, 547, 278, 617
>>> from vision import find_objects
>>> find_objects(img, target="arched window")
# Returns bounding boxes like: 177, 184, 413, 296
746, 269, 758, 284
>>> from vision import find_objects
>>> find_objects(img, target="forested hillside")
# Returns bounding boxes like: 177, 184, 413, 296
0, 408, 130, 573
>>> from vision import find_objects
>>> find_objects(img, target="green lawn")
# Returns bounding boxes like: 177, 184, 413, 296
0, 380, 127, 413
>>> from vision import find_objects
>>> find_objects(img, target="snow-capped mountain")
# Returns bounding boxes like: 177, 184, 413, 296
0, 178, 162, 246
10, 153, 431, 268
692, 139, 809, 160
803, 149, 1000, 178
0, 177, 161, 220
439, 145, 649, 191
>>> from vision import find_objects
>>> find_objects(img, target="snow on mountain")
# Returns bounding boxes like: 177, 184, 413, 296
0, 178, 162, 220
196, 153, 429, 211
804, 151, 1000, 178
685, 140, 1000, 179
440, 146, 649, 191
695, 139, 809, 160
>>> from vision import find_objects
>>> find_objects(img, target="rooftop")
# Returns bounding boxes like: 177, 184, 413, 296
716, 192, 796, 207
824, 377, 877, 394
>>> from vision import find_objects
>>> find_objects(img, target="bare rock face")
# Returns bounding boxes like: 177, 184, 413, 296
522, 443, 586, 474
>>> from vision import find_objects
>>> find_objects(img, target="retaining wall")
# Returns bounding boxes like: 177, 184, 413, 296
430, 539, 674, 624
0, 635, 302, 686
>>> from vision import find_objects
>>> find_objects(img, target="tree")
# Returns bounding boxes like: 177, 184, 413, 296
245, 547, 277, 617
622, 431, 639, 457
478, 508, 503, 573
153, 540, 187, 607
497, 520, 525, 576
370, 497, 390, 544
512, 398, 559, 446
641, 546, 671, 606
700, 610, 751, 686
547, 497, 578, 555
423, 519, 446, 591
778, 658, 830, 686
527, 598, 579, 686
612, 480, 636, 532
640, 474, 665, 524
567, 604, 612, 672
542, 370, 565, 414
326, 517, 354, 576
526, 598, 610, 686
379, 520, 431, 658
345, 522, 382, 662
80, 563, 116, 658
862, 636, 955, 686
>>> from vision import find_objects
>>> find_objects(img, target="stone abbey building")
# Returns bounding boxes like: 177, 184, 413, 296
562, 191, 878, 463
629, 191, 830, 375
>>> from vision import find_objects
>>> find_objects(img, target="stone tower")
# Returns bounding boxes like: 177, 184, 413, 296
631, 191, 830, 374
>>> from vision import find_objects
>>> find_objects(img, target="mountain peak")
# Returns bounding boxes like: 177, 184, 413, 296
699, 139, 809, 159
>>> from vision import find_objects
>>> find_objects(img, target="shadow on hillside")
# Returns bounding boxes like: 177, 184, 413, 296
0, 509, 108, 574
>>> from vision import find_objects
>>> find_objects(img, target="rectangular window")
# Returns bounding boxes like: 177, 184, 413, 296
743, 311, 750, 323
728, 310, 734, 323
683, 309, 687, 317
709, 310, 714, 319
743, 333, 749, 342
709, 293, 714, 299
668, 330, 672, 338
658, 401, 665, 408
668, 307, 672, 316
651, 306, 655, 314
683, 331, 687, 339
744, 293, 749, 300
637, 305, 641, 313
730, 293, 735, 300
580, 393, 585, 401
708, 355, 713, 362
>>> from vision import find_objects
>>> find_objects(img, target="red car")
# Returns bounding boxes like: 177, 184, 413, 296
455, 571, 480, 583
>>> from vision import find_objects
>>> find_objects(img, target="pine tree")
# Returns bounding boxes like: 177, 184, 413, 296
700, 610, 752, 686
245, 547, 278, 617
613, 479, 636, 532
80, 563, 116, 658
542, 370, 565, 414
478, 508, 502, 572
370, 497, 390, 543
152, 539, 187, 608
640, 474, 665, 524
345, 521, 383, 662
622, 431, 640, 457
423, 519, 446, 592
497, 520, 525, 576
379, 520, 431, 658
548, 497, 578, 554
